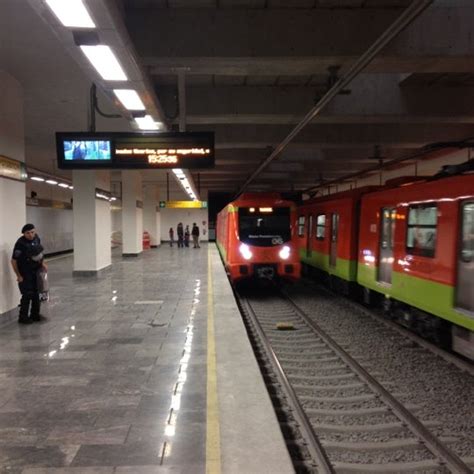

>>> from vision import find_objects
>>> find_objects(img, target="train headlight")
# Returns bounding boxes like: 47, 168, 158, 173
239, 243, 253, 260
279, 245, 291, 260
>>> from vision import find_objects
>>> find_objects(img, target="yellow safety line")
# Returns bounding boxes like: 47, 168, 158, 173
206, 249, 221, 474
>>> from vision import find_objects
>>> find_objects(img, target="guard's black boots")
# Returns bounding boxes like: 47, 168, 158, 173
18, 317, 33, 325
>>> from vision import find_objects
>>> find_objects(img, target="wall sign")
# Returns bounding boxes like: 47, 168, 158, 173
159, 201, 208, 209
0, 155, 27, 182
56, 132, 214, 170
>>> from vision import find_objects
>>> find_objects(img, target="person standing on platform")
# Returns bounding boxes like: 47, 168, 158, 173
177, 222, 184, 248
10, 224, 47, 324
184, 225, 190, 248
169, 227, 174, 247
192, 223, 200, 248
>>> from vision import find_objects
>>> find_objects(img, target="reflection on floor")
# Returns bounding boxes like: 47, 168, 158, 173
0, 245, 209, 473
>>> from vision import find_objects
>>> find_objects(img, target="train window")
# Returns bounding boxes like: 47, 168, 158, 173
239, 207, 291, 247
461, 203, 474, 262
406, 204, 437, 258
316, 214, 326, 240
298, 216, 305, 237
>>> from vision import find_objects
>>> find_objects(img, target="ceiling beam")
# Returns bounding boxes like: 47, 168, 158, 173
127, 5, 474, 73
174, 113, 474, 125
201, 123, 474, 149
156, 76, 474, 122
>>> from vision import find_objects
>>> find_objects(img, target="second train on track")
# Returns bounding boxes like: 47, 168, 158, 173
297, 170, 474, 360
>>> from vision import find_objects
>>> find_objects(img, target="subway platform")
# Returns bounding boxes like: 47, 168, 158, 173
0, 244, 293, 474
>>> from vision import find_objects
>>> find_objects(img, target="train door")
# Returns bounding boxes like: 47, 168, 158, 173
456, 202, 474, 312
330, 213, 339, 267
306, 215, 313, 258
378, 207, 396, 284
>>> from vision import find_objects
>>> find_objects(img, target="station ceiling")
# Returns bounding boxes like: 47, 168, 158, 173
1, 0, 474, 197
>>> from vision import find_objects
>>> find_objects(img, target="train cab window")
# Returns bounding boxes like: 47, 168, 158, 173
298, 216, 305, 237
239, 207, 291, 247
316, 214, 326, 240
461, 203, 474, 262
406, 204, 437, 258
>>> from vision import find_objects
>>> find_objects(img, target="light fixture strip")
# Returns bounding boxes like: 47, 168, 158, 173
80, 45, 128, 81
45, 0, 96, 28
135, 115, 162, 130
113, 89, 145, 111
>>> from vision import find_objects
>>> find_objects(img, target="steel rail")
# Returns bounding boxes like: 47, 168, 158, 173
239, 296, 335, 474
282, 291, 473, 474
301, 278, 474, 377
235, 0, 434, 197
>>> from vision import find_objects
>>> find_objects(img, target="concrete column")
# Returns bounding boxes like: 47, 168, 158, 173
143, 184, 161, 248
122, 171, 143, 256
0, 72, 26, 317
73, 170, 111, 275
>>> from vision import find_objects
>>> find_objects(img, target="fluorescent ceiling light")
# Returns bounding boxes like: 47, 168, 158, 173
113, 89, 145, 111
45, 0, 95, 28
135, 115, 162, 130
30, 176, 44, 182
68, 185, 74, 190
80, 45, 127, 81
58, 183, 70, 188
46, 179, 58, 185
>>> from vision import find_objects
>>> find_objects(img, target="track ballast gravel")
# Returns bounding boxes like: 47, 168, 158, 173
240, 284, 474, 473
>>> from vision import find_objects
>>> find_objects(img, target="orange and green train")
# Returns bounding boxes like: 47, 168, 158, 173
297, 174, 474, 361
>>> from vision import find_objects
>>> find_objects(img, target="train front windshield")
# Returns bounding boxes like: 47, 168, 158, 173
238, 207, 291, 246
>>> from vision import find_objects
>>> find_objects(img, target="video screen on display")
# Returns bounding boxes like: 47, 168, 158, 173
63, 140, 112, 161
56, 132, 214, 170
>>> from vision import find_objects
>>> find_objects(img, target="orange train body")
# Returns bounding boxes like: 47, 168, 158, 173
217, 193, 301, 283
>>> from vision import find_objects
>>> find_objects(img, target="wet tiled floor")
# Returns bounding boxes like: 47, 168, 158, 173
0, 245, 209, 473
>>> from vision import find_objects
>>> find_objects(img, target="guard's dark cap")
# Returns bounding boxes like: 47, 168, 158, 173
22, 223, 35, 233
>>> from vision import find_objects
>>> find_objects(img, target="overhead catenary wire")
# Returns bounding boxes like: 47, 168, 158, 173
234, 0, 434, 198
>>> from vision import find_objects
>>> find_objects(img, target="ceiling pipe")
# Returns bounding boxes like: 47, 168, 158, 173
234, 0, 434, 198
174, 69, 200, 201
178, 69, 187, 133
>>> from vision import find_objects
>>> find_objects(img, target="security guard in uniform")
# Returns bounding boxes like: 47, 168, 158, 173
11, 224, 47, 324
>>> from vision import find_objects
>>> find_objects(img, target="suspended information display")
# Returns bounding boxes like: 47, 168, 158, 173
56, 132, 214, 170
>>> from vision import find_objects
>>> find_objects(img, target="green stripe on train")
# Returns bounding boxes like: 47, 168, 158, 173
300, 248, 357, 282
357, 265, 474, 331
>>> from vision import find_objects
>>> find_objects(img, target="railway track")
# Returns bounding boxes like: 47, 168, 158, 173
298, 277, 474, 376
238, 288, 474, 474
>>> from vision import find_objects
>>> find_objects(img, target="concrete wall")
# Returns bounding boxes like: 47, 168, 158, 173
160, 208, 209, 242
26, 206, 73, 254
0, 71, 26, 316
97, 198, 112, 270
143, 210, 161, 246
73, 170, 111, 272
122, 171, 143, 255
112, 207, 122, 233
96, 171, 112, 270
0, 179, 26, 315
26, 179, 72, 203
